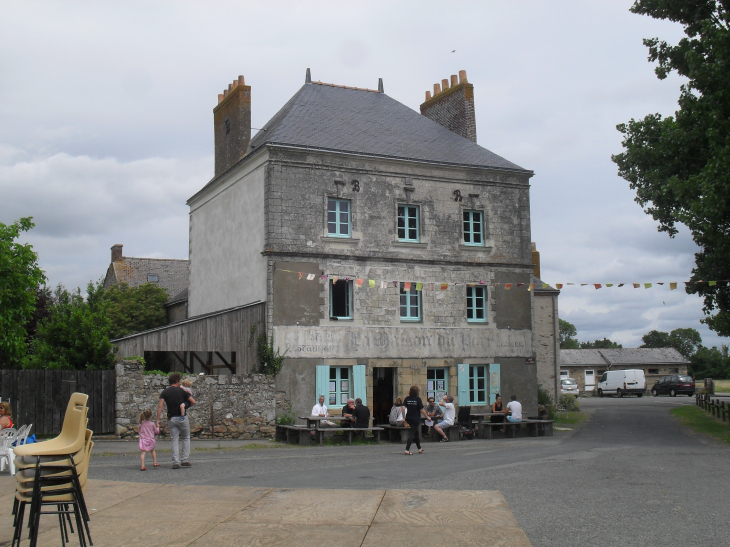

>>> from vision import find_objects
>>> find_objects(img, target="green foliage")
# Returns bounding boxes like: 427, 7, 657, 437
122, 355, 146, 364
613, 1, 730, 336
103, 282, 168, 339
249, 324, 287, 376
276, 404, 296, 426
143, 369, 167, 376
0, 217, 46, 367
559, 319, 579, 349
580, 338, 622, 349
25, 281, 115, 370
640, 327, 703, 358
537, 383, 553, 406
559, 394, 581, 412
690, 344, 730, 379
672, 405, 730, 445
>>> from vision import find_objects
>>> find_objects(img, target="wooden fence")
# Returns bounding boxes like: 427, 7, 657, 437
0, 370, 116, 435
695, 392, 729, 422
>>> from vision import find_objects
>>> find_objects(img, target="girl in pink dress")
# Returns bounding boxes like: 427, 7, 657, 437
138, 409, 159, 471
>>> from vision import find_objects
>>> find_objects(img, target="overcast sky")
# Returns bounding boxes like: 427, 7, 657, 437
1, 1, 727, 349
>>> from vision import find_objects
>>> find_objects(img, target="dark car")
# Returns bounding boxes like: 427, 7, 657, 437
651, 375, 695, 397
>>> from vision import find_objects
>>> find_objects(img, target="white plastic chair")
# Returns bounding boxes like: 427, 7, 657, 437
0, 428, 18, 473
15, 424, 31, 446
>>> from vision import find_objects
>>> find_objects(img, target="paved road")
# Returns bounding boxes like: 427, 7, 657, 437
90, 396, 730, 546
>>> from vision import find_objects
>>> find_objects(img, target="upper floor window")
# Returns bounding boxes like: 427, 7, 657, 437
466, 286, 487, 322
400, 282, 421, 321
463, 210, 483, 245
468, 365, 487, 404
397, 205, 419, 242
328, 199, 351, 237
330, 279, 352, 320
147, 274, 159, 283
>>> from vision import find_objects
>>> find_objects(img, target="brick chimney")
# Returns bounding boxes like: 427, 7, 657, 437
531, 242, 540, 279
213, 75, 251, 176
111, 244, 123, 262
420, 70, 477, 143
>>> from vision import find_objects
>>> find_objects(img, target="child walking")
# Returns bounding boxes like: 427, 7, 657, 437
138, 409, 159, 471
180, 378, 194, 417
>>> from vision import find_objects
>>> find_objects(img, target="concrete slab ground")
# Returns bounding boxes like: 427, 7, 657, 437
0, 478, 531, 547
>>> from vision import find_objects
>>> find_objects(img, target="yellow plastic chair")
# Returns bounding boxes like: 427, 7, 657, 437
14, 429, 91, 473
14, 393, 88, 459
15, 430, 93, 485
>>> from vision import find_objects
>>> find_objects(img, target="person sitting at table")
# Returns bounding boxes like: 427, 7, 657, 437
341, 398, 356, 428
311, 395, 335, 427
0, 402, 13, 430
434, 395, 455, 442
491, 394, 506, 432
353, 398, 371, 429
389, 398, 406, 426
424, 396, 443, 434
506, 395, 522, 423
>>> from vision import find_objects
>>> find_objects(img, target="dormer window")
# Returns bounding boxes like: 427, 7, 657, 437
147, 274, 159, 283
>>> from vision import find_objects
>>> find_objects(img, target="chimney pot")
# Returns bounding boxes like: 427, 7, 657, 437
459, 70, 467, 83
238, 75, 245, 85
442, 78, 449, 90
425, 91, 432, 100
214, 75, 252, 176
305, 68, 312, 84
218, 93, 224, 104
450, 74, 458, 87
420, 69, 477, 143
223, 88, 228, 97
378, 77, 384, 93
111, 244, 123, 262
433, 83, 441, 94
232, 80, 238, 89
228, 83, 233, 92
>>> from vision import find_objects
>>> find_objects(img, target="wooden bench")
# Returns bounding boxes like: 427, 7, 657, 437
429, 423, 460, 442
381, 425, 409, 443
275, 424, 315, 446
479, 419, 555, 439
315, 427, 384, 446
523, 419, 554, 437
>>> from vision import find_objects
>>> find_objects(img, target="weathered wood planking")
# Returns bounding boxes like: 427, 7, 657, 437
0, 369, 115, 435
113, 302, 265, 373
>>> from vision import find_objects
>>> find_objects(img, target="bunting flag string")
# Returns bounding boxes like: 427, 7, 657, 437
272, 268, 729, 292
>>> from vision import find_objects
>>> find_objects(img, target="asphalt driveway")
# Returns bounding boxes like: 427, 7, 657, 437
89, 396, 730, 546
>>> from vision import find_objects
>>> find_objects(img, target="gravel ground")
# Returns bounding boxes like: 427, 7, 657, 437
90, 396, 730, 547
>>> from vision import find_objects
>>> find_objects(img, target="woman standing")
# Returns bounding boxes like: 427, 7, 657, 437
403, 386, 428, 455
490, 394, 505, 433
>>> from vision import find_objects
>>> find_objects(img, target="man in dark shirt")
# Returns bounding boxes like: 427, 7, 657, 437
342, 399, 356, 428
156, 372, 196, 469
353, 398, 370, 428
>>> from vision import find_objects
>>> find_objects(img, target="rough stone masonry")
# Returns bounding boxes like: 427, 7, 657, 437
114, 360, 280, 440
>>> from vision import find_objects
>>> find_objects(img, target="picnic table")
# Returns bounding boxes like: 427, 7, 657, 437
299, 415, 354, 429
298, 416, 383, 446
469, 412, 504, 429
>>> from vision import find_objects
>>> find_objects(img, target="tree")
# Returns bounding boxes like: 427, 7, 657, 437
689, 344, 730, 379
580, 338, 623, 349
640, 330, 671, 349
559, 319, 579, 349
640, 327, 703, 359
612, 1, 730, 336
103, 282, 169, 339
26, 282, 115, 370
0, 217, 46, 368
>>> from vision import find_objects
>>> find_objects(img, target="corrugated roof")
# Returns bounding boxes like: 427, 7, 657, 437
248, 82, 528, 172
561, 347, 689, 366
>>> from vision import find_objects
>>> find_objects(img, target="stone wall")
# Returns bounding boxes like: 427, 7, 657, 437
115, 360, 277, 439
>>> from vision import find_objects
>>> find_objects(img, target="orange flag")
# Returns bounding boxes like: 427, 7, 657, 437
670, 282, 678, 290
355, 278, 363, 288
440, 283, 448, 290
404, 282, 411, 291
504, 284, 512, 290
527, 283, 536, 291
594, 284, 602, 289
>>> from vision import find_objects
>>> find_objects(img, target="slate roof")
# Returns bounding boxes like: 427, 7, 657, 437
248, 82, 528, 172
561, 348, 689, 367
532, 276, 559, 293
104, 257, 189, 302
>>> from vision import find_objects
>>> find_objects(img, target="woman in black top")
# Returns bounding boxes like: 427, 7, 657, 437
491, 394, 506, 433
403, 385, 428, 455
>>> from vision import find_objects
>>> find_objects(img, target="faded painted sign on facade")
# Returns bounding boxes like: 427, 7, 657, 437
273, 326, 532, 359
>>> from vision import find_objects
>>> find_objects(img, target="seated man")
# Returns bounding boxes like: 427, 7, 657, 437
312, 394, 335, 427
341, 398, 356, 428
506, 395, 522, 423
434, 395, 455, 442
353, 398, 371, 429
424, 396, 443, 434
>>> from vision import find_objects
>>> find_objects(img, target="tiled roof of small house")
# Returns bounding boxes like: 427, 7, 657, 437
248, 82, 528, 171
561, 347, 689, 366
532, 276, 559, 293
104, 257, 189, 301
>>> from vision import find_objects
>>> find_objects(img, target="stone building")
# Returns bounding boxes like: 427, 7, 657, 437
182, 69, 542, 420
560, 348, 690, 393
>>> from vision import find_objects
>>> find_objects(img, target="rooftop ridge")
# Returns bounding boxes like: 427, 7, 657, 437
312, 81, 380, 93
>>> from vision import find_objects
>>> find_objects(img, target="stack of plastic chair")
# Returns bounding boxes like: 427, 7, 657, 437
0, 428, 18, 473
11, 393, 93, 547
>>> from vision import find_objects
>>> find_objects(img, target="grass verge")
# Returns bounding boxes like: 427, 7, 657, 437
554, 411, 589, 428
712, 379, 730, 392
671, 405, 730, 445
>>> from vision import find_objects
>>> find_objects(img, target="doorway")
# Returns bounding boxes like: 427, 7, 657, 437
372, 367, 395, 425
584, 370, 596, 392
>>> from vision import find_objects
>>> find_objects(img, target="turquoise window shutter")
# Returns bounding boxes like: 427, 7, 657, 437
353, 364, 367, 402
316, 365, 329, 408
489, 363, 501, 405
457, 364, 469, 405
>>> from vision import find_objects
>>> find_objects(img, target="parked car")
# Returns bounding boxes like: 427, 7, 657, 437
597, 369, 646, 397
560, 377, 580, 396
651, 375, 695, 397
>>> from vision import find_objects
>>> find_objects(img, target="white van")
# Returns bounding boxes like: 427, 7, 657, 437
597, 369, 646, 398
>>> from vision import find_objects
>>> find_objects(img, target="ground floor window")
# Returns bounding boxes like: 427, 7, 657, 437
329, 366, 351, 406
469, 365, 487, 404
427, 368, 448, 401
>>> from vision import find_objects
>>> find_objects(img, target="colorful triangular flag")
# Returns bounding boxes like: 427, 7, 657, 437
670, 282, 677, 290
369, 279, 375, 288
306, 273, 315, 281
